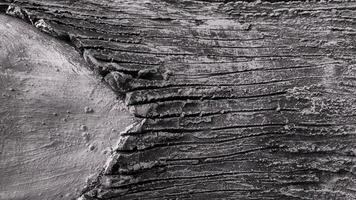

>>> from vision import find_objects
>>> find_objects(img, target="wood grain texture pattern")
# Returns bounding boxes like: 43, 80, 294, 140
2, 0, 356, 199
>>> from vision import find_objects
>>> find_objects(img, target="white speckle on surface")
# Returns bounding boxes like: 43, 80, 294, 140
82, 132, 90, 142
102, 149, 109, 155
80, 125, 88, 131
84, 106, 94, 113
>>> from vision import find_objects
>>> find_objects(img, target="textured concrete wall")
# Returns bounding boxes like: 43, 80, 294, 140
1, 0, 356, 199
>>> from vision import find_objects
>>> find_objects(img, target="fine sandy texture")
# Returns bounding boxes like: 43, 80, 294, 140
0, 14, 134, 200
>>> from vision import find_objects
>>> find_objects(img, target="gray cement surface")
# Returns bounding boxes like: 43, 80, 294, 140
0, 14, 134, 200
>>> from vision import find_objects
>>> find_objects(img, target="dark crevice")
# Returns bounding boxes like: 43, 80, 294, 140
126, 91, 287, 106
117, 131, 284, 154
0, 3, 11, 13
135, 108, 297, 119
123, 123, 286, 135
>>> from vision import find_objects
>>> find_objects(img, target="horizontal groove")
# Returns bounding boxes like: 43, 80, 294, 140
94, 56, 160, 66
106, 171, 270, 188
126, 80, 292, 93
117, 131, 284, 153
176, 64, 329, 77
136, 108, 298, 119
125, 76, 325, 93
131, 123, 286, 136
127, 91, 287, 106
